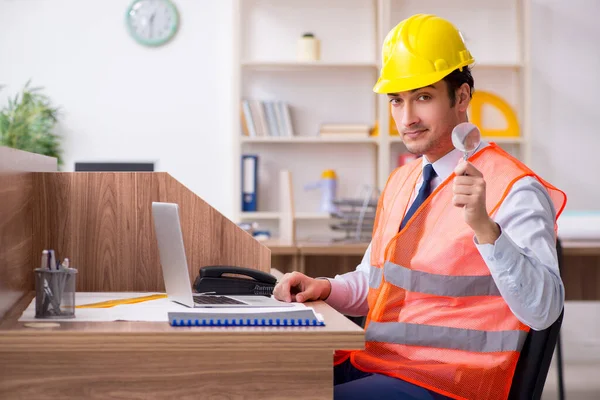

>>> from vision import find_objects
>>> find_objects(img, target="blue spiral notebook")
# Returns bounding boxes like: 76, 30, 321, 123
168, 307, 325, 327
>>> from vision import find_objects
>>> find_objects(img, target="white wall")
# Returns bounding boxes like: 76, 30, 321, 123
390, 0, 600, 211
530, 0, 600, 211
1, 0, 598, 216
0, 0, 236, 218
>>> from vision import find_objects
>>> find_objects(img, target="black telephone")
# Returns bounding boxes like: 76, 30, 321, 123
193, 266, 277, 296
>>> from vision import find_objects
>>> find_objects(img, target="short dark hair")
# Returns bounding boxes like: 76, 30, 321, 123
443, 66, 474, 107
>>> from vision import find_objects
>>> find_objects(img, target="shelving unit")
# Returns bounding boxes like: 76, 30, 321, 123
240, 136, 379, 144
388, 136, 524, 144
239, 211, 281, 220
240, 211, 330, 220
232, 0, 530, 241
241, 61, 379, 70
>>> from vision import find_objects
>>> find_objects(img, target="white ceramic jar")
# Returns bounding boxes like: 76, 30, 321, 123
297, 33, 320, 62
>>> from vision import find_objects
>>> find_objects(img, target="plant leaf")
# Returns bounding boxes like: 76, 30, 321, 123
0, 81, 63, 164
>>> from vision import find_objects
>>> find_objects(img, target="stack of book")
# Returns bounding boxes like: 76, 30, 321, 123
319, 123, 371, 138
241, 99, 295, 137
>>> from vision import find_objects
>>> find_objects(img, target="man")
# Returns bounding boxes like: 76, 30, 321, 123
273, 14, 567, 400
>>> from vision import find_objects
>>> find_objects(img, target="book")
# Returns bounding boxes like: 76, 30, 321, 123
319, 132, 369, 138
241, 100, 257, 137
280, 102, 295, 137
241, 155, 258, 212
320, 123, 371, 133
319, 123, 371, 137
264, 102, 280, 137
168, 306, 325, 327
249, 100, 266, 136
240, 99, 295, 137
274, 101, 287, 136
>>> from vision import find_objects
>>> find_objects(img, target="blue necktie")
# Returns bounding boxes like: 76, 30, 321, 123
400, 163, 437, 231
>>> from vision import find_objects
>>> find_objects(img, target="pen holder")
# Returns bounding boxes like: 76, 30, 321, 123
34, 268, 77, 319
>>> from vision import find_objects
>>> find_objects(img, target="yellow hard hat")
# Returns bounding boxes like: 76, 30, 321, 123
373, 14, 474, 94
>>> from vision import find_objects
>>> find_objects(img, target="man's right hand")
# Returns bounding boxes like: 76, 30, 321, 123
273, 271, 331, 303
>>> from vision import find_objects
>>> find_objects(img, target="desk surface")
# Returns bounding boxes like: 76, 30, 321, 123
0, 292, 363, 342
262, 239, 299, 255
0, 291, 364, 400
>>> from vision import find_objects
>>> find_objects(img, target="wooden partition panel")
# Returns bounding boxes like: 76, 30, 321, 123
33, 172, 270, 292
562, 256, 600, 300
0, 147, 57, 319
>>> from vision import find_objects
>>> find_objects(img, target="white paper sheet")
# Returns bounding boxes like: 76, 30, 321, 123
18, 292, 313, 323
19, 292, 183, 322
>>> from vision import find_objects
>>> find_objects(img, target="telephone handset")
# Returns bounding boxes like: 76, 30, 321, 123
193, 265, 277, 296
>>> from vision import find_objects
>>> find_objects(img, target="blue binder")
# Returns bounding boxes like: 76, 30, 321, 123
168, 308, 325, 327
241, 155, 258, 212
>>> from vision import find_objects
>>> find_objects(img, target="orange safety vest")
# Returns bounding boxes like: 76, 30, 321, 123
334, 144, 566, 400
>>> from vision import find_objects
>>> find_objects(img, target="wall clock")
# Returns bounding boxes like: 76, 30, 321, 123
126, 0, 179, 47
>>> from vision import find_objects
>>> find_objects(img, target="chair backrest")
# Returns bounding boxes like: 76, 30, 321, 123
508, 238, 564, 399
508, 309, 563, 400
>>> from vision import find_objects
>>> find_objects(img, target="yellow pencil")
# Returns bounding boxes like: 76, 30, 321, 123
76, 294, 167, 309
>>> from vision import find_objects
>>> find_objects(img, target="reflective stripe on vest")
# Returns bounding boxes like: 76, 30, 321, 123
366, 321, 528, 353
381, 261, 501, 297
369, 265, 383, 289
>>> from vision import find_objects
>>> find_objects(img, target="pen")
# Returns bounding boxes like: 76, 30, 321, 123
41, 250, 49, 270
49, 250, 57, 270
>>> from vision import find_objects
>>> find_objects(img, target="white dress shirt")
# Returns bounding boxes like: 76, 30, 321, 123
324, 143, 564, 331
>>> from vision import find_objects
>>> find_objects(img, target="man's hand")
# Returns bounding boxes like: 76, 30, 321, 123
453, 160, 501, 244
273, 271, 331, 303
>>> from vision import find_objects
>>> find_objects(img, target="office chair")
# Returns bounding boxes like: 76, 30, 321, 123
508, 308, 563, 400
555, 238, 566, 400
508, 238, 566, 400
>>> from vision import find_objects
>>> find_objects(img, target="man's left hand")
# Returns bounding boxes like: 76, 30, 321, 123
453, 160, 500, 244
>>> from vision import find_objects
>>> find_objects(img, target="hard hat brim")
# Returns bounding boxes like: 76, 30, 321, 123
373, 61, 474, 94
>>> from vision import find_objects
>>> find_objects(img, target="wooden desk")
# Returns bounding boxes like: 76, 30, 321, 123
262, 240, 299, 256
560, 239, 600, 300
263, 240, 369, 256
266, 240, 368, 277
0, 292, 364, 400
266, 239, 600, 300
562, 239, 600, 256
298, 241, 369, 256
0, 149, 365, 399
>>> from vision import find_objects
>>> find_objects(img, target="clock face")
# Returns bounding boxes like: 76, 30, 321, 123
126, 0, 179, 46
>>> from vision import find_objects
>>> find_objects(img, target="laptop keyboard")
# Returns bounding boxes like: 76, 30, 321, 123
193, 295, 246, 305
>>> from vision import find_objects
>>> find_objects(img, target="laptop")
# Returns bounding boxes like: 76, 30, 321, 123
151, 201, 293, 308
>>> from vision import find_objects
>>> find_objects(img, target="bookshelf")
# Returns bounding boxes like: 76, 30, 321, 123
232, 0, 531, 241
242, 61, 379, 70
388, 136, 524, 144
239, 211, 330, 220
240, 136, 379, 144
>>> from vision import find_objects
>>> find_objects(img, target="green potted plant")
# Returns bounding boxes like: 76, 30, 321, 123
0, 81, 62, 164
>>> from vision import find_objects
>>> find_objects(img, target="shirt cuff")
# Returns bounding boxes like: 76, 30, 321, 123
474, 229, 520, 277
321, 278, 350, 310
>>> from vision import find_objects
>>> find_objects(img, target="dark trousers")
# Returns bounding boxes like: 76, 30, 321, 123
334, 359, 451, 400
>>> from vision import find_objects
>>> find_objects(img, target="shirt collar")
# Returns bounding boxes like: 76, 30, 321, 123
421, 141, 488, 182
